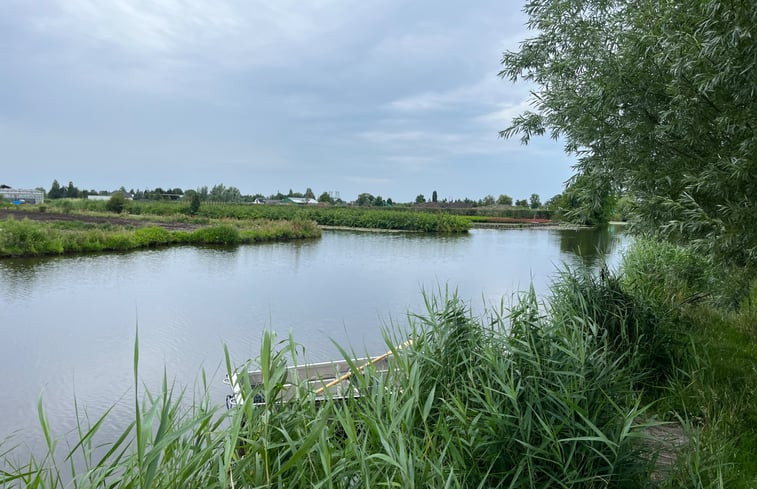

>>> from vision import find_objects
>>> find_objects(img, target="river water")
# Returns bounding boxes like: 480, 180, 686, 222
0, 226, 628, 454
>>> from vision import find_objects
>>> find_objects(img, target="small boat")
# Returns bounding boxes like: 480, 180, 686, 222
224, 354, 393, 409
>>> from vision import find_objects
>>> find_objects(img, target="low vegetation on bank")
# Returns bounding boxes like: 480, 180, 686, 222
2, 238, 754, 488
37, 199, 472, 233
0, 217, 321, 258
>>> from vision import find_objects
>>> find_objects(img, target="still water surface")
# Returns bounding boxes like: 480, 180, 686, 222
0, 226, 628, 452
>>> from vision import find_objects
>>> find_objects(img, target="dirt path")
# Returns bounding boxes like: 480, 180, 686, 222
0, 209, 200, 231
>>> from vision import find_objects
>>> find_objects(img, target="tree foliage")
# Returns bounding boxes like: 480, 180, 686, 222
501, 0, 757, 269
497, 194, 513, 206
188, 192, 201, 215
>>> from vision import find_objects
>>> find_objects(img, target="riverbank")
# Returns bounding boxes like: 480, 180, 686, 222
0, 215, 321, 258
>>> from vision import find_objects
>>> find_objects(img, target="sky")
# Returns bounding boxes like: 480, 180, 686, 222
0, 0, 575, 203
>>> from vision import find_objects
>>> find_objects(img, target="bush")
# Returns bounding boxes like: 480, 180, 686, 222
191, 225, 240, 245
105, 192, 128, 213
133, 226, 171, 247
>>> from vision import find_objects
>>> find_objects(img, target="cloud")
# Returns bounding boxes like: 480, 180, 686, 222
21, 0, 371, 94
345, 176, 395, 186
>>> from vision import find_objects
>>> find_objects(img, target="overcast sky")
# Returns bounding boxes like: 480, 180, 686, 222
1, 0, 574, 202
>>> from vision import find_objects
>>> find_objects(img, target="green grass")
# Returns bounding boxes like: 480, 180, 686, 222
0, 217, 321, 258
620, 240, 757, 488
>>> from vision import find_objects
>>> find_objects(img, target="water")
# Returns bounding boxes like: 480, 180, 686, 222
0, 226, 628, 453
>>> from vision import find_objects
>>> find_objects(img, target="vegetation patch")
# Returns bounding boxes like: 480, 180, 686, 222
0, 217, 321, 258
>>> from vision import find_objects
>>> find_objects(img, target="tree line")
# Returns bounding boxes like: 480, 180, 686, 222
43, 179, 555, 210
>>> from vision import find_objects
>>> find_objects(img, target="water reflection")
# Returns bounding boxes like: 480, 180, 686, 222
556, 224, 626, 268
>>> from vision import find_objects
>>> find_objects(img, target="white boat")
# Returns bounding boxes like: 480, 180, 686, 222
224, 354, 393, 408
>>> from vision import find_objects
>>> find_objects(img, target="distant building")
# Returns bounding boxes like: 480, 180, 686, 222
281, 197, 319, 205
0, 187, 45, 204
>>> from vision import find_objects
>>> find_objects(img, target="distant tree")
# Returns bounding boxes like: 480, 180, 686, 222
66, 181, 79, 198
481, 194, 496, 206
496, 194, 513, 206
226, 187, 242, 202
415, 194, 426, 204
529, 193, 541, 209
386, 198, 393, 206
188, 192, 201, 215
432, 190, 438, 203
318, 191, 334, 204
48, 180, 62, 199
105, 192, 127, 213
515, 199, 528, 208
304, 188, 315, 199
355, 193, 374, 206
209, 184, 225, 201
544, 193, 562, 212
373, 195, 385, 207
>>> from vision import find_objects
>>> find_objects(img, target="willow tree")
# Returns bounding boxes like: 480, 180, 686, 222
500, 0, 756, 270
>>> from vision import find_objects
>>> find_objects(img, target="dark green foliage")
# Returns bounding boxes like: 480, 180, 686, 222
188, 193, 201, 215
501, 0, 757, 270
550, 266, 675, 383
105, 192, 127, 213
47, 180, 63, 199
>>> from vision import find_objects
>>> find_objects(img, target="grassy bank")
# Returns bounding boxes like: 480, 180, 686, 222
619, 240, 757, 488
0, 217, 321, 258
40, 200, 472, 233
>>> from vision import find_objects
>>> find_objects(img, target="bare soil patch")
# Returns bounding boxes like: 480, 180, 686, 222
0, 209, 200, 231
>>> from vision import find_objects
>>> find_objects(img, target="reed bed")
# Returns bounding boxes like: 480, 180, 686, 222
1, 270, 662, 488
